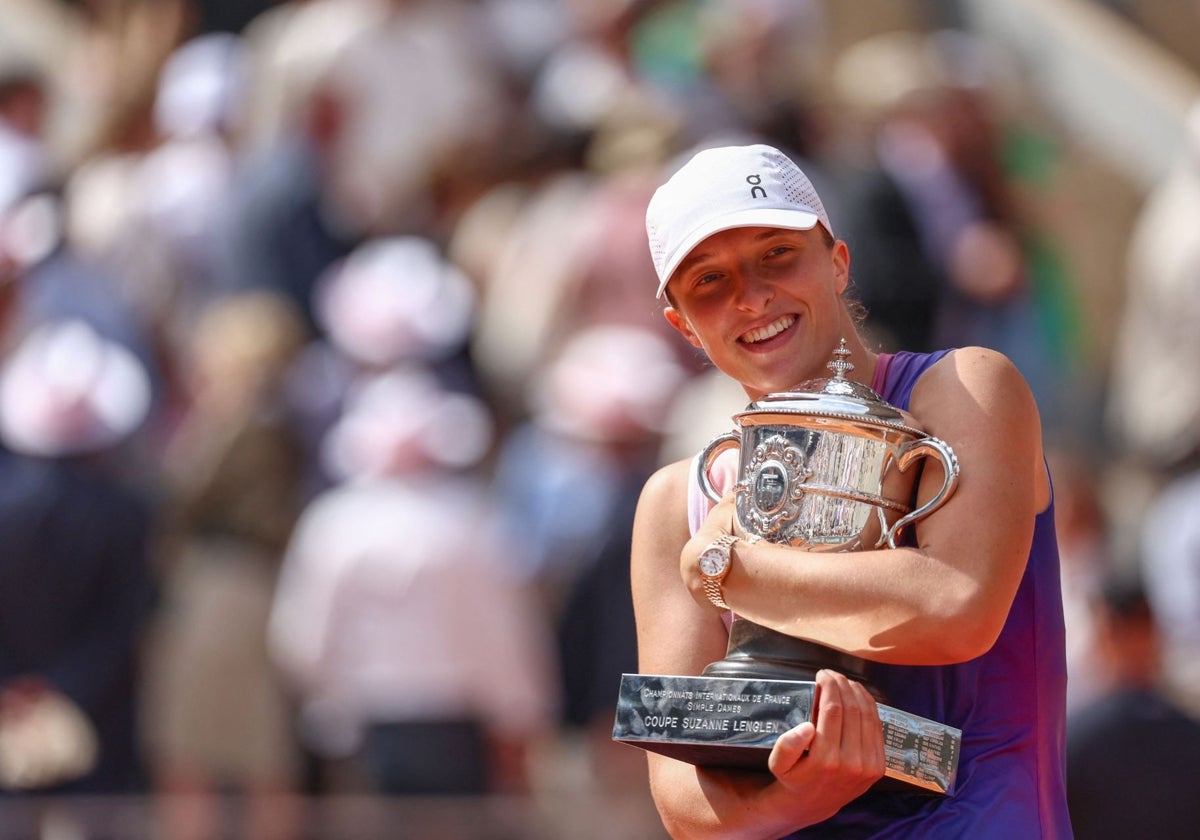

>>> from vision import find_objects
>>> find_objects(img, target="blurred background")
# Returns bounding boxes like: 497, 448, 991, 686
1, 0, 1199, 837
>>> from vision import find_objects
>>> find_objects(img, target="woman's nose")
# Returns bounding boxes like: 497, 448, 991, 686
734, 270, 775, 310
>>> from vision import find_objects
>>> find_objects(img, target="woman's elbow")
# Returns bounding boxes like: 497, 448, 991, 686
934, 619, 1003, 663
915, 585, 1010, 663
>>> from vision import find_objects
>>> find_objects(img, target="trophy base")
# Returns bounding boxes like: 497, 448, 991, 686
612, 673, 960, 795
701, 619, 886, 702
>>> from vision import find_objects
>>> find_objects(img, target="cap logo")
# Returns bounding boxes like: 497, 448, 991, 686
746, 174, 767, 199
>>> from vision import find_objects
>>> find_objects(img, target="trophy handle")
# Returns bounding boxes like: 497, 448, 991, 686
886, 436, 960, 549
697, 431, 741, 504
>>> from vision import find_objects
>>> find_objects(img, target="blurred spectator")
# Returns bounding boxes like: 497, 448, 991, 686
60, 0, 192, 162
311, 235, 477, 382
1066, 578, 1200, 840
1105, 105, 1200, 732
469, 161, 701, 425
0, 57, 51, 214
528, 0, 679, 148
1106, 101, 1200, 471
1138, 468, 1200, 720
1048, 449, 1115, 716
1, 40, 146, 357
192, 0, 280, 35
313, 0, 515, 239
232, 0, 383, 155
229, 0, 515, 285
831, 30, 1082, 435
466, 1, 732, 417
656, 363, 752, 465
467, 167, 599, 417
826, 30, 948, 353
206, 0, 385, 334
269, 366, 558, 797
0, 319, 155, 795
488, 324, 688, 793
679, 0, 830, 156
205, 79, 358, 335
491, 324, 688, 589
290, 233, 483, 494
2, 187, 159, 392
56, 31, 250, 424
141, 291, 308, 840
554, 170, 677, 338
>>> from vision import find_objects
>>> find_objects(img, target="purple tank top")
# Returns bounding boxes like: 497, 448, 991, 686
785, 350, 1073, 838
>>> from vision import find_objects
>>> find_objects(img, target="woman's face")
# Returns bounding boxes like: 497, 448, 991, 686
663, 225, 850, 400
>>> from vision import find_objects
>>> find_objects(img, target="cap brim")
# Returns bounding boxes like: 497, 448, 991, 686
655, 208, 821, 298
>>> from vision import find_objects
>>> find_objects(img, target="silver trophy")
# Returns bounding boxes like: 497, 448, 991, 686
614, 341, 964, 794
698, 339, 959, 553
696, 340, 959, 690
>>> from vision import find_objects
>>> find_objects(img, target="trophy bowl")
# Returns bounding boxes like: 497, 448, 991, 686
698, 341, 959, 552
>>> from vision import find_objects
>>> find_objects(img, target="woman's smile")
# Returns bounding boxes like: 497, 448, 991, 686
740, 314, 797, 346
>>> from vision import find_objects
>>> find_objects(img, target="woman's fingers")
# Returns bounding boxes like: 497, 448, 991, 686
767, 720, 815, 777
768, 670, 885, 790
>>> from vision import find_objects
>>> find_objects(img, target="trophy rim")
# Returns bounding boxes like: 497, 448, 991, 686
734, 402, 925, 436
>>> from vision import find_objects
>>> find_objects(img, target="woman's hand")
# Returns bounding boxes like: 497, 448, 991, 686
765, 669, 887, 825
680, 491, 739, 607
685, 669, 887, 836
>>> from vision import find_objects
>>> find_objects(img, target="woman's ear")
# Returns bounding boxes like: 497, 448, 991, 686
832, 239, 850, 294
664, 306, 703, 349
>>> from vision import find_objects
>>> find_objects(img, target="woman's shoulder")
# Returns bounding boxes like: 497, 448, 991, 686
639, 456, 693, 511
918, 346, 1028, 390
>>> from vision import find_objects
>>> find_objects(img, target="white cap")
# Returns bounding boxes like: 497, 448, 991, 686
646, 144, 833, 297
529, 324, 689, 443
314, 236, 475, 367
153, 32, 245, 140
320, 367, 493, 481
0, 320, 152, 457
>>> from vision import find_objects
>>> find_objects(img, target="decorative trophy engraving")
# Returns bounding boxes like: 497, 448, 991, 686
614, 341, 963, 794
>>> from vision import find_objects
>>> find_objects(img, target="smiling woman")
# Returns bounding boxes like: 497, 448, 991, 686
628, 142, 1070, 839
660, 224, 858, 403
658, 225, 868, 374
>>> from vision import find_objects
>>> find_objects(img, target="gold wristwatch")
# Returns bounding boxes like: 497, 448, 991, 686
697, 533, 739, 610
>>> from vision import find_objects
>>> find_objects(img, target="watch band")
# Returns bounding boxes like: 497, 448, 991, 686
703, 576, 731, 610
702, 533, 739, 610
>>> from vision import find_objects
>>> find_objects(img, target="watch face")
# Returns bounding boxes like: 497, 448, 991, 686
699, 547, 729, 577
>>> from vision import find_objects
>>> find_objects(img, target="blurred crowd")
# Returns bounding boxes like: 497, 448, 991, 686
1, 0, 1199, 838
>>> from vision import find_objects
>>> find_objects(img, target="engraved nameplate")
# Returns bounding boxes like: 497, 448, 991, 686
613, 673, 959, 795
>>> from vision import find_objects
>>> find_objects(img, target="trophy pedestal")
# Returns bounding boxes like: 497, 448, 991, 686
701, 619, 886, 702
613, 620, 961, 795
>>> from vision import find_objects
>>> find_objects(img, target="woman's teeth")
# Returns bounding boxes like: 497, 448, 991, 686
741, 315, 796, 344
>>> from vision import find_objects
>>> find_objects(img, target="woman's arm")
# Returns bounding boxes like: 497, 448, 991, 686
680, 347, 1048, 665
632, 461, 884, 838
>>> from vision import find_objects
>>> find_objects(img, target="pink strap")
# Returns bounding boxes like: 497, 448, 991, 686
688, 449, 742, 625
688, 449, 738, 534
